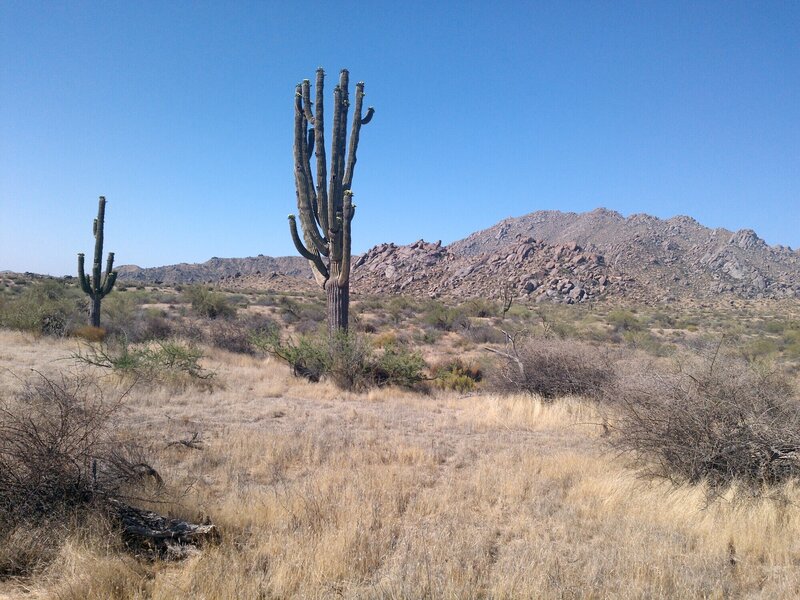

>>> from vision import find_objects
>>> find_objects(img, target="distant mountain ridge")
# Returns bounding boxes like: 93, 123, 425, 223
116, 208, 800, 303
116, 255, 311, 284
448, 208, 800, 301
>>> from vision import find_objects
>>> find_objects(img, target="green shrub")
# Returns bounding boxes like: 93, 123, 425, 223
326, 331, 375, 390
622, 330, 674, 357
414, 327, 442, 345
0, 280, 83, 336
463, 299, 497, 318
784, 329, 800, 359
763, 320, 787, 335
431, 358, 483, 393
606, 309, 643, 333
421, 302, 469, 332
184, 285, 236, 319
252, 330, 329, 382
741, 337, 780, 362
257, 331, 427, 391
73, 340, 213, 385
372, 344, 427, 389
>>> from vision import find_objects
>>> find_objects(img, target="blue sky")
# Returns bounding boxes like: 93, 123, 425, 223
1, 1, 798, 275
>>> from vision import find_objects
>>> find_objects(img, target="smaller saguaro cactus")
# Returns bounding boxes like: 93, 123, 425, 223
78, 196, 117, 327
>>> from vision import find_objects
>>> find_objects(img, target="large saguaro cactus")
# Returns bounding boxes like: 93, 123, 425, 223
78, 196, 117, 327
289, 68, 374, 333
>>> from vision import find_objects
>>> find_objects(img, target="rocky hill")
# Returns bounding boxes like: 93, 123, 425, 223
350, 238, 623, 304
449, 208, 800, 302
117, 208, 800, 304
116, 255, 311, 285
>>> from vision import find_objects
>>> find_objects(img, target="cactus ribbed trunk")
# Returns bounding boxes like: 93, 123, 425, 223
287, 68, 374, 335
326, 278, 349, 334
89, 296, 102, 328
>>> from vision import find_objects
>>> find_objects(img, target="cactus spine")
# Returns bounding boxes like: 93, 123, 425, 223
289, 68, 374, 333
78, 196, 117, 327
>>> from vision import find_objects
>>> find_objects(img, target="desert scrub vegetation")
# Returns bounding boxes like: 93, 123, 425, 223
610, 347, 800, 493
430, 357, 483, 393
254, 330, 426, 391
0, 373, 168, 578
183, 284, 236, 319
0, 279, 85, 336
72, 339, 214, 386
486, 334, 616, 400
2, 328, 800, 597
205, 312, 277, 355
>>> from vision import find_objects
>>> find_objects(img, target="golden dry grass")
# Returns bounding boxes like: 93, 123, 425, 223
1, 329, 800, 599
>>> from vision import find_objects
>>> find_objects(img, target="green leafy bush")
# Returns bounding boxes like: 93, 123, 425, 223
431, 358, 483, 393
372, 344, 427, 389
73, 340, 213, 385
606, 309, 643, 333
184, 285, 236, 319
257, 331, 427, 391
251, 330, 329, 382
0, 280, 84, 336
421, 301, 469, 332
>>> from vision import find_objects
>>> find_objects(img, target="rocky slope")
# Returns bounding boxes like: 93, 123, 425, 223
117, 255, 311, 285
450, 209, 800, 302
350, 238, 624, 304
117, 208, 800, 304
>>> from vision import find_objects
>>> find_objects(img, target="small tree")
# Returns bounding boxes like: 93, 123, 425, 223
288, 68, 374, 333
78, 196, 117, 327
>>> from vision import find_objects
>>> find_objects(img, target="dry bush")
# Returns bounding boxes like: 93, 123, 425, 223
102, 294, 174, 343
0, 373, 161, 577
72, 325, 107, 342
610, 348, 800, 492
487, 335, 614, 400
207, 313, 276, 355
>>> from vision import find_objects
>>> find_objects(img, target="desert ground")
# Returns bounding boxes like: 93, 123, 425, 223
1, 278, 800, 598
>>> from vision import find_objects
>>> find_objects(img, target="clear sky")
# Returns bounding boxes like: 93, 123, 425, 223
1, 1, 798, 275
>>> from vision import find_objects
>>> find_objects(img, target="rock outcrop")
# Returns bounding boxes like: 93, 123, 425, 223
115, 208, 800, 304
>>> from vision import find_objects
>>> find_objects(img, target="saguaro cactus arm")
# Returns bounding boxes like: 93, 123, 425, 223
343, 82, 373, 192
338, 192, 354, 287
101, 252, 117, 294
288, 215, 329, 281
312, 69, 329, 236
77, 253, 92, 296
293, 86, 328, 256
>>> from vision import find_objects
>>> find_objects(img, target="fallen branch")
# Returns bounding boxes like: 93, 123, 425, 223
165, 431, 204, 450
109, 498, 219, 557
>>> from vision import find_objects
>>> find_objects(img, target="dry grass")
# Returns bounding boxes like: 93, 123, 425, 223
1, 329, 800, 598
